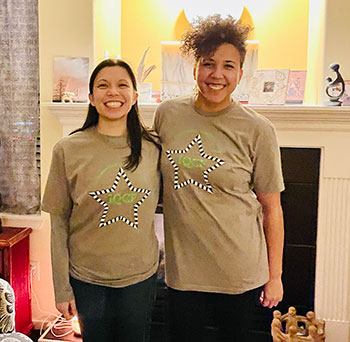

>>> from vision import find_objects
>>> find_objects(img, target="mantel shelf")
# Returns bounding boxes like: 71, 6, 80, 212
41, 102, 350, 132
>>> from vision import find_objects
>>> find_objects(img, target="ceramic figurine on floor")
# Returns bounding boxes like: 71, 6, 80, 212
288, 326, 300, 342
304, 311, 318, 332
316, 319, 325, 335
303, 311, 325, 336
287, 325, 322, 342
325, 63, 345, 106
273, 310, 282, 320
281, 306, 303, 333
271, 307, 326, 342
271, 318, 288, 342
308, 325, 325, 342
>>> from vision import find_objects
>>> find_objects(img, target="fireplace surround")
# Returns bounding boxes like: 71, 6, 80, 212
44, 102, 350, 342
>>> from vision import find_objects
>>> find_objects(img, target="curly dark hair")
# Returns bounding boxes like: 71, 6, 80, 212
181, 14, 250, 67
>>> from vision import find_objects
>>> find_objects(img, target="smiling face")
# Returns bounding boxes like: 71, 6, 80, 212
89, 65, 138, 135
193, 43, 243, 112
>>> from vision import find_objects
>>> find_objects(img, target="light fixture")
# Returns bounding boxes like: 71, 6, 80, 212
183, 0, 246, 23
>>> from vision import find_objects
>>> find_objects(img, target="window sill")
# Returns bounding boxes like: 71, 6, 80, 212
0, 213, 46, 230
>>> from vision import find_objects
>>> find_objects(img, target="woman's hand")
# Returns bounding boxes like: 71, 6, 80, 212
260, 278, 283, 308
56, 299, 78, 320
256, 192, 284, 309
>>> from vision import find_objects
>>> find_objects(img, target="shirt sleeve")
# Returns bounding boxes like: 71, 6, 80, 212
50, 213, 74, 303
42, 142, 73, 214
252, 122, 285, 193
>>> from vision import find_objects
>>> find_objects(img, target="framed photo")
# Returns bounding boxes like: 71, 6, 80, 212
248, 69, 290, 105
232, 41, 259, 103
52, 57, 89, 102
341, 80, 350, 106
286, 70, 307, 104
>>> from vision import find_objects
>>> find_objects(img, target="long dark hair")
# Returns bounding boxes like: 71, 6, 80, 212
71, 58, 159, 170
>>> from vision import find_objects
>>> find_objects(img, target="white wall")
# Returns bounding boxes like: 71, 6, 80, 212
31, 0, 94, 326
322, 0, 350, 103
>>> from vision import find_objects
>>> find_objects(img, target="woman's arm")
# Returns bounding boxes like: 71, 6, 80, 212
42, 143, 77, 319
50, 213, 78, 319
256, 192, 284, 308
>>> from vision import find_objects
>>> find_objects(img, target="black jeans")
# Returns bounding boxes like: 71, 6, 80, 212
70, 274, 157, 342
167, 287, 261, 342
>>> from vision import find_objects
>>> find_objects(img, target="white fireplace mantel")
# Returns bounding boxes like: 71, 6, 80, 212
42, 102, 350, 342
42, 102, 350, 133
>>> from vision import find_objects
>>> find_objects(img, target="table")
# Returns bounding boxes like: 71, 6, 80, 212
0, 226, 33, 334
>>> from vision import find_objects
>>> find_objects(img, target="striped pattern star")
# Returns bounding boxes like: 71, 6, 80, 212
166, 134, 225, 193
89, 168, 151, 229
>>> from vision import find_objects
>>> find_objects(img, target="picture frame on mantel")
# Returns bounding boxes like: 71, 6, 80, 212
286, 70, 307, 104
52, 57, 89, 103
248, 69, 289, 105
231, 40, 259, 103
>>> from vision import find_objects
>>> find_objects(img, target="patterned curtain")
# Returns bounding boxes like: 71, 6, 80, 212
0, 0, 40, 214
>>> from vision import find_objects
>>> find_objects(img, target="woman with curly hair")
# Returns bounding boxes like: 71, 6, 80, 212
154, 15, 285, 341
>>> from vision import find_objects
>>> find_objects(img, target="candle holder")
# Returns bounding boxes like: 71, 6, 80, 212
325, 63, 345, 106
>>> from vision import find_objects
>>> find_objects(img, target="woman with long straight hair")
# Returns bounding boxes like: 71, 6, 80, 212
43, 59, 160, 342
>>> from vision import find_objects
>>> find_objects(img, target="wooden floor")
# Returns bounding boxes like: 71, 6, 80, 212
27, 327, 166, 342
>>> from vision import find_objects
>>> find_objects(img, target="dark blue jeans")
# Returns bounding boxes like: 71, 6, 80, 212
168, 286, 261, 342
70, 274, 157, 342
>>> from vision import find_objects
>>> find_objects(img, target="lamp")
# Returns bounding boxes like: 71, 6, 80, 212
183, 0, 246, 23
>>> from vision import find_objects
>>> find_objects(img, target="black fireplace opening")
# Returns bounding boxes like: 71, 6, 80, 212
245, 147, 320, 342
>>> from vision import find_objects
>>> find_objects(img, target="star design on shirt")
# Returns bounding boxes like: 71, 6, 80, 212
166, 134, 225, 193
89, 168, 151, 229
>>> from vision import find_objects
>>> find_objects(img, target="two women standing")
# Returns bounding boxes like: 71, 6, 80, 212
43, 14, 284, 342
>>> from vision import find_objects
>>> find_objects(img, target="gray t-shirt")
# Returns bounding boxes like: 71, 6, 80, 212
42, 127, 160, 302
154, 95, 284, 294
